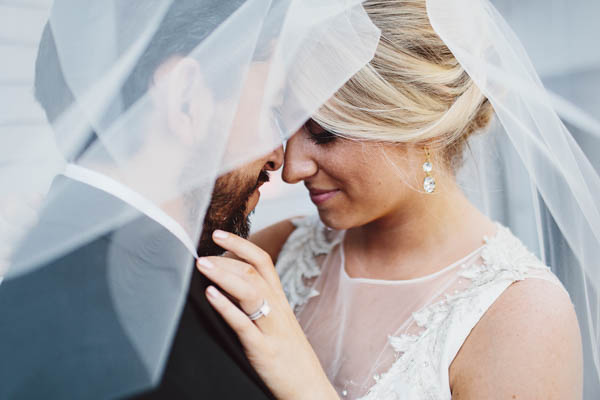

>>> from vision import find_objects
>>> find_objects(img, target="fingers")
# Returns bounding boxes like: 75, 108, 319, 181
205, 285, 263, 348
211, 230, 280, 288
197, 257, 264, 315
197, 256, 280, 332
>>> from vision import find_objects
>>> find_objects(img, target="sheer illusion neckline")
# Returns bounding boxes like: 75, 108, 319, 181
339, 227, 499, 285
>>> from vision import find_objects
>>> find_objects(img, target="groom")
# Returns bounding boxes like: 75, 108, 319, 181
0, 1, 279, 399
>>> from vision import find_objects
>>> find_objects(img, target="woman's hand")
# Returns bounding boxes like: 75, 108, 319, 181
196, 230, 338, 400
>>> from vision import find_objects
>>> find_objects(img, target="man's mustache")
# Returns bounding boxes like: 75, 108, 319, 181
256, 170, 270, 187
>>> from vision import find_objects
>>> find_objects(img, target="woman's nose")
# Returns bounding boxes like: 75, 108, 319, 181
282, 131, 318, 184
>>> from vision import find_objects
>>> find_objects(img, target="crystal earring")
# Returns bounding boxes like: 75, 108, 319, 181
422, 148, 436, 193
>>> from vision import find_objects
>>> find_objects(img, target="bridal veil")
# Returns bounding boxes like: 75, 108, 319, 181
427, 0, 600, 396
0, 0, 380, 397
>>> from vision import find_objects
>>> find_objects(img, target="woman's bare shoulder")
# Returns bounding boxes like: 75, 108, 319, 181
249, 218, 301, 263
451, 278, 583, 399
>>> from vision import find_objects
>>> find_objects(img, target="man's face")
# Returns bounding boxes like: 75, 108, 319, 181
197, 147, 283, 256
178, 57, 283, 256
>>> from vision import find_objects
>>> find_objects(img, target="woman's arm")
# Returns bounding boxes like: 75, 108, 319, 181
247, 218, 299, 264
450, 278, 583, 399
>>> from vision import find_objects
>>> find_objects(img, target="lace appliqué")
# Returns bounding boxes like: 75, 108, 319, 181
358, 225, 553, 400
462, 226, 546, 286
276, 215, 341, 311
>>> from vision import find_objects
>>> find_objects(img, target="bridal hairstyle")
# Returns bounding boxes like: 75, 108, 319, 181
314, 0, 494, 170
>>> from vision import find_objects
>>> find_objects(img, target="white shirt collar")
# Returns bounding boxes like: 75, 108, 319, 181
62, 163, 198, 256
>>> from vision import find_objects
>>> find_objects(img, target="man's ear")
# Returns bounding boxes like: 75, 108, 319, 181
154, 57, 212, 145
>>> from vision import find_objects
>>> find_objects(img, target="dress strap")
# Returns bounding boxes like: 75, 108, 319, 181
435, 225, 566, 393
437, 279, 514, 391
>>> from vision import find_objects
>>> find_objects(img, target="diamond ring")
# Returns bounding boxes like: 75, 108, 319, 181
247, 299, 271, 321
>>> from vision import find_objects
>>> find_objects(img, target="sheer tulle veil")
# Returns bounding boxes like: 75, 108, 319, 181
0, 0, 380, 397
422, 0, 600, 396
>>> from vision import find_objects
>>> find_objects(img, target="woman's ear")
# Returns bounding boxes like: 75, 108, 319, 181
153, 56, 213, 146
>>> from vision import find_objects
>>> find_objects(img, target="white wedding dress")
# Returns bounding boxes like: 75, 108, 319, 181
275, 215, 566, 399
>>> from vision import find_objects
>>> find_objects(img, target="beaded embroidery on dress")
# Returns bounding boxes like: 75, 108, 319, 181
275, 216, 566, 399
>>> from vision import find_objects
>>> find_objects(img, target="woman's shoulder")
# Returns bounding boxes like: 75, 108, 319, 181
443, 224, 582, 397
249, 218, 298, 263
249, 214, 338, 263
451, 269, 582, 399
252, 215, 342, 311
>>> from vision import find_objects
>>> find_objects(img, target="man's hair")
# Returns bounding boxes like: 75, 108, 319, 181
34, 0, 244, 159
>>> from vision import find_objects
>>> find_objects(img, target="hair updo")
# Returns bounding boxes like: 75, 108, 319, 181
313, 0, 494, 170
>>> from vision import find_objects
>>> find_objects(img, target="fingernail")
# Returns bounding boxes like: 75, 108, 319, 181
213, 230, 228, 240
207, 286, 219, 299
196, 258, 214, 270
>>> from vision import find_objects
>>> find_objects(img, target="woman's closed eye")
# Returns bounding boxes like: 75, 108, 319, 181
305, 120, 337, 145
309, 130, 337, 145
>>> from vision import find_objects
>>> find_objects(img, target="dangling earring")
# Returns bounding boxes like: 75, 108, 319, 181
422, 147, 436, 193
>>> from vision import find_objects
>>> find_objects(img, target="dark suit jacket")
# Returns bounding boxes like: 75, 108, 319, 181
135, 269, 273, 400
0, 176, 271, 399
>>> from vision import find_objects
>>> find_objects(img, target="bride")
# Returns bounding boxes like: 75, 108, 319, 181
195, 0, 587, 399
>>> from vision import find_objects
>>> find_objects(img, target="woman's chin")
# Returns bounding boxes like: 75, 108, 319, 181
316, 208, 352, 231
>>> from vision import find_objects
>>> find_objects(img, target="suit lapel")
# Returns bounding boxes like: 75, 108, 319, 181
186, 268, 273, 397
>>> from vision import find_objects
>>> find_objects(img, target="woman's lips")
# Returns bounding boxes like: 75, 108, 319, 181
308, 188, 339, 206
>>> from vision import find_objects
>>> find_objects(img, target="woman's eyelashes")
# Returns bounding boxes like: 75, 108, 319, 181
307, 127, 337, 145
311, 131, 337, 145
303, 119, 338, 145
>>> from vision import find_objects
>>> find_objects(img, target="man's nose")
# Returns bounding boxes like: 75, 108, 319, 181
263, 145, 284, 171
282, 132, 317, 184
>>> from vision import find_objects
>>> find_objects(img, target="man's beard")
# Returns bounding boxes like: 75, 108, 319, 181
196, 169, 270, 257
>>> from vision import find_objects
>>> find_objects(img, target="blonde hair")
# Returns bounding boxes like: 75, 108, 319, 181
313, 0, 493, 169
